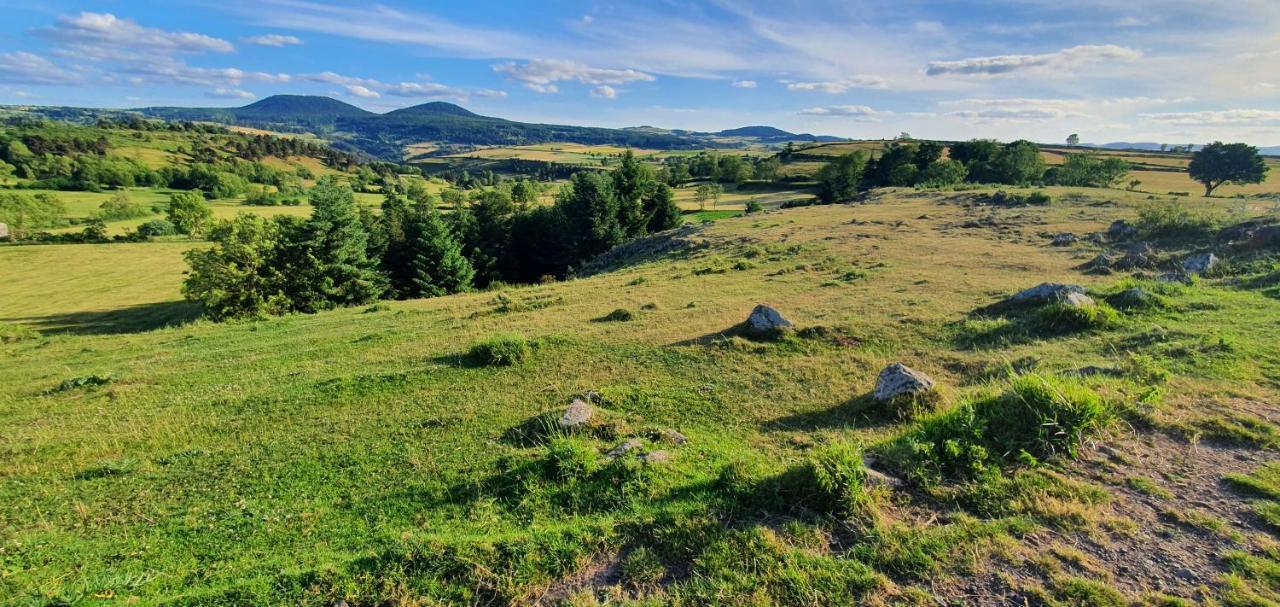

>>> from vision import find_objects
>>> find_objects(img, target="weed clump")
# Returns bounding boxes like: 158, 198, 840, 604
1035, 300, 1120, 332
1136, 201, 1220, 240
0, 322, 39, 344
620, 546, 666, 588
597, 308, 635, 322
50, 374, 115, 393
883, 375, 1113, 485
468, 333, 532, 367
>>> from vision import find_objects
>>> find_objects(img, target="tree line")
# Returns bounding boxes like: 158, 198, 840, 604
183, 151, 683, 319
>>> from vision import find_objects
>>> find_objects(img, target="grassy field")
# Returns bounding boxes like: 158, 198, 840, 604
3, 182, 1280, 605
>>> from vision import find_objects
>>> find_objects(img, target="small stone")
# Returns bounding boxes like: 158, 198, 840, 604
873, 363, 937, 402
1009, 282, 1085, 303
559, 399, 595, 429
606, 439, 643, 459
657, 429, 688, 445
744, 304, 793, 337
1182, 252, 1219, 276
1087, 252, 1116, 270
862, 456, 905, 489
1051, 232, 1078, 246
642, 450, 672, 464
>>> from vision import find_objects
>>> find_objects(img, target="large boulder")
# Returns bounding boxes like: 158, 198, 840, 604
1009, 283, 1085, 304
873, 363, 937, 402
1182, 253, 1219, 276
743, 304, 793, 337
559, 399, 595, 429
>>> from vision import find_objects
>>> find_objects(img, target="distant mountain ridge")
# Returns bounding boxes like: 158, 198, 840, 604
113, 95, 842, 159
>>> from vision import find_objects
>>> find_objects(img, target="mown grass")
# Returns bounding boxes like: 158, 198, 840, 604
2, 188, 1279, 605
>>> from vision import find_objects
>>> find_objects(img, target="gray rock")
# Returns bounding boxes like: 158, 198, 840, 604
657, 428, 688, 445
1157, 272, 1192, 284
0, 222, 8, 240
606, 439, 643, 459
642, 450, 672, 464
1087, 252, 1116, 270
559, 399, 595, 429
1009, 282, 1085, 303
1050, 232, 1078, 246
1182, 252, 1219, 276
874, 363, 937, 402
1111, 287, 1157, 309
862, 456, 904, 489
744, 304, 793, 336
1108, 220, 1138, 240
1059, 291, 1096, 308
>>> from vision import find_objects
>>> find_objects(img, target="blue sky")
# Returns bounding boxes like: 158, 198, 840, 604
1, 0, 1278, 144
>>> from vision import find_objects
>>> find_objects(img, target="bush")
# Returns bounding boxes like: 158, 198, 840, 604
136, 218, 177, 238
1136, 201, 1219, 239
468, 333, 532, 366
744, 200, 764, 214
884, 375, 1113, 484
1025, 191, 1052, 206
94, 193, 150, 221
598, 308, 635, 322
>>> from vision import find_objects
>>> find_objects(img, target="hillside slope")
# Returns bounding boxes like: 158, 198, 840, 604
2, 189, 1279, 605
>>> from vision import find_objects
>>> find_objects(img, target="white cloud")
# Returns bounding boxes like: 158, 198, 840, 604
206, 87, 256, 100
784, 76, 887, 93
344, 85, 379, 98
926, 44, 1142, 77
0, 51, 83, 85
39, 12, 234, 57
244, 34, 303, 47
798, 105, 887, 121
590, 85, 617, 99
493, 59, 654, 93
12, 90, 35, 98
1141, 109, 1280, 127
732, 79, 757, 88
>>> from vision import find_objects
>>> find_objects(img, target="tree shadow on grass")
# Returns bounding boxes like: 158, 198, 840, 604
1, 300, 202, 336
761, 394, 899, 433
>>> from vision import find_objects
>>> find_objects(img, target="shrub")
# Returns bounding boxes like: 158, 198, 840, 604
468, 333, 532, 366
136, 218, 177, 238
0, 322, 39, 343
598, 308, 635, 322
1136, 201, 1219, 239
744, 200, 764, 214
884, 375, 1113, 484
1025, 191, 1052, 206
94, 193, 150, 221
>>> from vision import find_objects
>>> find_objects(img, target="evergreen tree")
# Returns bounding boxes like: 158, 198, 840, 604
644, 183, 682, 233
295, 177, 385, 310
406, 206, 474, 298
611, 150, 654, 237
558, 171, 623, 261
454, 189, 515, 287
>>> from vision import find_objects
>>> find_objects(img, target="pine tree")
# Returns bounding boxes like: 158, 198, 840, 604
296, 177, 386, 310
644, 184, 682, 233
611, 149, 655, 237
558, 171, 623, 261
406, 206, 474, 298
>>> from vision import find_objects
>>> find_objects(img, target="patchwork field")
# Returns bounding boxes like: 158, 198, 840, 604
3, 184, 1280, 605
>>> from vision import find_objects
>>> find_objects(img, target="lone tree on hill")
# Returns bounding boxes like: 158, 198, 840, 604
1067, 133, 1080, 146
1188, 142, 1268, 196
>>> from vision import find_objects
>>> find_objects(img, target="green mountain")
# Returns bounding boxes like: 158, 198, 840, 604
134, 95, 698, 158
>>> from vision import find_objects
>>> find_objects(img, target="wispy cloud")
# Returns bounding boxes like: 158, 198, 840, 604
1141, 109, 1280, 127
731, 79, 757, 88
206, 87, 256, 100
493, 59, 654, 94
0, 51, 84, 85
244, 34, 303, 47
589, 85, 617, 99
784, 76, 887, 93
798, 105, 888, 121
927, 45, 1141, 77
38, 12, 234, 58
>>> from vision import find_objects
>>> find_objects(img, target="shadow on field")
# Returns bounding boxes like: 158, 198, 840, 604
2, 300, 202, 335
761, 394, 896, 433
